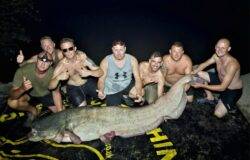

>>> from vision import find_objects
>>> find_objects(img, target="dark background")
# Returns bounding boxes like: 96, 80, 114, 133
0, 0, 249, 82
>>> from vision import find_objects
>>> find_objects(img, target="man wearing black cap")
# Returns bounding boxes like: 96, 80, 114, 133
8, 51, 63, 121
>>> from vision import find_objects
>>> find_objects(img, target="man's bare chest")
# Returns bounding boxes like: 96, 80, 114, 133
65, 61, 86, 75
216, 61, 227, 77
167, 64, 186, 75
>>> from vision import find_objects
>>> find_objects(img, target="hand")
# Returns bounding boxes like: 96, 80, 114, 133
22, 76, 32, 91
191, 69, 199, 75
17, 50, 24, 64
191, 82, 204, 89
97, 90, 106, 100
134, 95, 143, 103
57, 70, 69, 81
192, 76, 206, 84
77, 67, 92, 77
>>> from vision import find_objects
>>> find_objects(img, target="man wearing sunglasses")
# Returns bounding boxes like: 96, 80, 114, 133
8, 51, 64, 123
49, 38, 103, 107
16, 36, 64, 67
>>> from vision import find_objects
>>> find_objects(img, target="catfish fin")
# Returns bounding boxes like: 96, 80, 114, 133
64, 130, 82, 144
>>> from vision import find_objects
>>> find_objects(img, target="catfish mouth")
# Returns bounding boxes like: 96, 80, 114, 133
28, 129, 47, 142
28, 132, 43, 142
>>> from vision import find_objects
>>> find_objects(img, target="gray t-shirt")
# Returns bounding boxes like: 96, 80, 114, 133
104, 54, 133, 95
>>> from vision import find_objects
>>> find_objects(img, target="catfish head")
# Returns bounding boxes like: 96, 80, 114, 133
28, 118, 64, 142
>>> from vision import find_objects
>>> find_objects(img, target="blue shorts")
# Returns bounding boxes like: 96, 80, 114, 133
208, 72, 242, 111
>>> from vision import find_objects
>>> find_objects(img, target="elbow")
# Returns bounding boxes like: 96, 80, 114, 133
218, 86, 227, 92
48, 83, 57, 90
92, 69, 103, 78
97, 69, 104, 77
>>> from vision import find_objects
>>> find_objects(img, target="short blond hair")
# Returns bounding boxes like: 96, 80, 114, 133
60, 38, 75, 46
40, 36, 53, 42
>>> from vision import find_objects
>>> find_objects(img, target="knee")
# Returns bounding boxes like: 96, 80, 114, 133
78, 101, 87, 107
7, 98, 19, 109
214, 109, 227, 118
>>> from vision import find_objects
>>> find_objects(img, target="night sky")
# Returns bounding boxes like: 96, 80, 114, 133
1, 0, 250, 82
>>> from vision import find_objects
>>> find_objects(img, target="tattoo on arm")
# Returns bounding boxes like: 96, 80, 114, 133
86, 57, 97, 67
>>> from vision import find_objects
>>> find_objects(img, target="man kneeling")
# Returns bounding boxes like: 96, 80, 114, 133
8, 51, 63, 122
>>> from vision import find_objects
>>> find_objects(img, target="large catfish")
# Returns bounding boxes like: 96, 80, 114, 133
29, 75, 193, 144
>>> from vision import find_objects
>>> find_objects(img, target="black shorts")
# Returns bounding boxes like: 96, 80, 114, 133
106, 79, 135, 106
208, 72, 221, 84
220, 89, 242, 111
66, 78, 98, 107
208, 72, 242, 111
29, 93, 54, 107
187, 87, 194, 96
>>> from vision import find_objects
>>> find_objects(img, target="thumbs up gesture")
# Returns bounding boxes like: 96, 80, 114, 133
22, 76, 32, 91
17, 50, 25, 64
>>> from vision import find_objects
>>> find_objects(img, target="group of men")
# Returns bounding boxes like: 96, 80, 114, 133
7, 36, 243, 122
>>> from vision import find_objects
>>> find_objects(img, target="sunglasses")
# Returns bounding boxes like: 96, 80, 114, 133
62, 47, 74, 53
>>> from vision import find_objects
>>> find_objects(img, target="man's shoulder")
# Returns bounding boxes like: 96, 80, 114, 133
227, 56, 240, 68
58, 58, 67, 64
77, 52, 87, 60
163, 54, 170, 58
19, 63, 35, 71
77, 50, 86, 55
139, 62, 148, 72
127, 54, 138, 63
182, 54, 193, 66
163, 54, 171, 62
139, 61, 148, 66
183, 54, 192, 60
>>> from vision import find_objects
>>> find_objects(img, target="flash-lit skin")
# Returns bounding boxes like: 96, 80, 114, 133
192, 39, 243, 91
138, 57, 165, 98
17, 38, 64, 66
35, 59, 52, 74
163, 46, 193, 85
49, 42, 103, 89
40, 39, 64, 61
192, 39, 243, 118
8, 55, 64, 116
162, 45, 193, 102
98, 44, 143, 100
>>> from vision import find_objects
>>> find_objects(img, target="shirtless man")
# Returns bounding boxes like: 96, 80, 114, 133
97, 40, 142, 106
17, 36, 64, 66
192, 38, 243, 118
137, 51, 165, 104
49, 38, 103, 107
8, 51, 63, 121
163, 42, 193, 102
